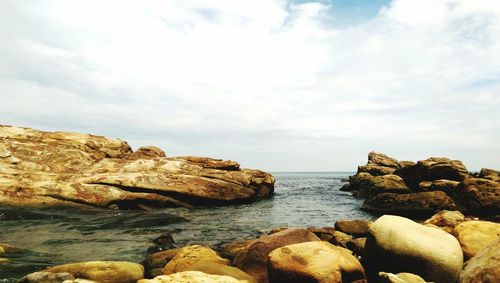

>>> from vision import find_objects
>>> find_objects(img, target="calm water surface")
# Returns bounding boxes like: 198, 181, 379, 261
0, 172, 376, 280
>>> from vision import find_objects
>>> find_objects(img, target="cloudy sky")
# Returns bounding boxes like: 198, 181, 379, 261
1, 0, 499, 171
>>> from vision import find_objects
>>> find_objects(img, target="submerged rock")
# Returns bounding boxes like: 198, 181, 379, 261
268, 241, 367, 283
0, 125, 275, 209
232, 228, 320, 283
459, 238, 500, 283
364, 215, 463, 283
452, 220, 500, 260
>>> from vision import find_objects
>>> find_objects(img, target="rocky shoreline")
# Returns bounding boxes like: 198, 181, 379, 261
1, 127, 499, 282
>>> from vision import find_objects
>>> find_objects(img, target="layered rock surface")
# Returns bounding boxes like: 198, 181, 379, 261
0, 125, 275, 209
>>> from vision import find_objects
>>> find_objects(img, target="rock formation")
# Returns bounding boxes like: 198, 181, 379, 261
0, 125, 275, 209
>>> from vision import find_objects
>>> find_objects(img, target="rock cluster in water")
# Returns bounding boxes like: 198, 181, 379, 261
342, 151, 500, 217
0, 125, 275, 209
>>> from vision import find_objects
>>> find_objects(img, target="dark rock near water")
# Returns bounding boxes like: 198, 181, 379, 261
335, 219, 373, 237
348, 173, 411, 198
418, 179, 460, 195
453, 177, 500, 214
362, 191, 457, 217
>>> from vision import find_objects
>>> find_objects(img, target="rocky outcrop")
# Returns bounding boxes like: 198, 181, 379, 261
453, 178, 500, 214
138, 271, 248, 283
41, 261, 144, 283
0, 125, 275, 209
418, 179, 460, 195
162, 245, 229, 274
423, 210, 465, 233
232, 228, 320, 283
357, 152, 403, 176
362, 191, 457, 217
452, 220, 500, 260
459, 238, 500, 283
479, 168, 500, 182
364, 215, 463, 283
347, 173, 411, 198
267, 241, 367, 283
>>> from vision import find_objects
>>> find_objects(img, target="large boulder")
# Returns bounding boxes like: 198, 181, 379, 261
423, 210, 465, 233
453, 178, 500, 214
364, 215, 463, 283
348, 173, 411, 198
334, 220, 373, 237
42, 261, 144, 283
162, 245, 229, 274
459, 238, 500, 283
418, 179, 460, 195
362, 191, 457, 217
232, 228, 320, 283
268, 241, 367, 283
138, 271, 248, 283
395, 157, 469, 190
0, 125, 275, 209
452, 220, 500, 259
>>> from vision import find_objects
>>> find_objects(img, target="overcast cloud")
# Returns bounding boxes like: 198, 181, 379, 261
1, 0, 499, 171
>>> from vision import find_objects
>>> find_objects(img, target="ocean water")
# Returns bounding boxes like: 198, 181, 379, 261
0, 172, 376, 280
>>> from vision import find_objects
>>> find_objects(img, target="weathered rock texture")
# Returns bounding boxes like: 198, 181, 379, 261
423, 210, 465, 233
459, 238, 500, 283
162, 245, 229, 274
0, 125, 274, 209
364, 215, 463, 283
267, 241, 367, 283
42, 261, 144, 283
138, 271, 248, 283
452, 220, 500, 260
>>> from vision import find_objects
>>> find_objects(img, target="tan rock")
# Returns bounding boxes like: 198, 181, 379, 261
362, 191, 458, 217
452, 220, 500, 259
43, 261, 144, 283
268, 241, 367, 283
418, 179, 460, 195
328, 231, 352, 249
145, 248, 181, 270
479, 168, 500, 182
18, 271, 75, 283
186, 261, 257, 283
379, 272, 427, 283
218, 239, 256, 262
348, 173, 411, 198
138, 271, 248, 283
335, 219, 373, 236
0, 258, 8, 263
459, 238, 500, 283
365, 215, 463, 283
0, 125, 275, 209
347, 238, 366, 257
233, 228, 320, 283
306, 227, 337, 242
162, 245, 229, 274
454, 178, 500, 213
424, 210, 465, 233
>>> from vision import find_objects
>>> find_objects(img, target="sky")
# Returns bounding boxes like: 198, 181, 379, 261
1, 0, 499, 172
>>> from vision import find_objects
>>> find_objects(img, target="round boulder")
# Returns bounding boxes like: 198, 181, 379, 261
268, 241, 367, 283
162, 245, 229, 274
364, 215, 463, 283
452, 220, 500, 259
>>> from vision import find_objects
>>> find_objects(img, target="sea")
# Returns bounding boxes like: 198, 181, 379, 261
0, 172, 377, 281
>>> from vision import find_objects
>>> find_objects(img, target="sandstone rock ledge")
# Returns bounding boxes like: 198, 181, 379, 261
0, 125, 275, 209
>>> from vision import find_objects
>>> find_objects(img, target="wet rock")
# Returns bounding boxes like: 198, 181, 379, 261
162, 245, 229, 274
364, 215, 463, 283
217, 239, 256, 262
334, 219, 373, 237
453, 178, 500, 214
328, 231, 352, 249
362, 191, 457, 217
379, 272, 426, 283
233, 228, 320, 283
42, 261, 144, 283
147, 232, 176, 253
18, 271, 75, 283
459, 238, 500, 283
137, 271, 247, 283
268, 241, 367, 283
418, 179, 460, 195
394, 157, 468, 190
186, 261, 256, 283
452, 220, 500, 259
479, 168, 500, 182
349, 173, 411, 198
129, 146, 166, 159
423, 210, 465, 233
0, 125, 275, 209
144, 248, 181, 271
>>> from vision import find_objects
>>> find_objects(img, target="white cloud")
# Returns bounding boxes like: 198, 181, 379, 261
1, 0, 499, 171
